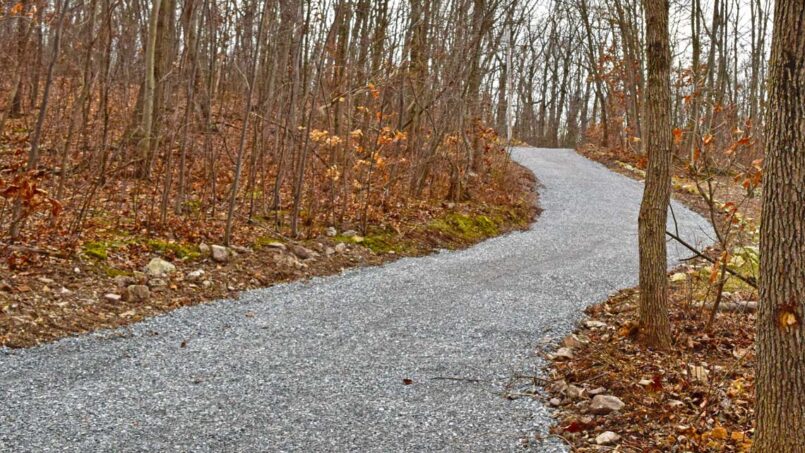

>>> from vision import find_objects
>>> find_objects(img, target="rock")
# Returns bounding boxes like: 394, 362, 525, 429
639, 378, 653, 386
144, 258, 176, 277
125, 285, 150, 303
211, 245, 230, 263
325, 247, 336, 256
230, 245, 251, 254
595, 431, 620, 445
552, 347, 574, 360
104, 293, 122, 302
334, 242, 347, 253
199, 243, 211, 256
37, 277, 55, 284
325, 227, 337, 237
186, 269, 205, 282
112, 275, 133, 288
341, 229, 359, 238
290, 244, 317, 260
201, 280, 212, 288
148, 278, 167, 288
549, 398, 562, 407
566, 385, 585, 399
549, 380, 568, 394
584, 320, 608, 329
273, 253, 306, 269
590, 395, 625, 415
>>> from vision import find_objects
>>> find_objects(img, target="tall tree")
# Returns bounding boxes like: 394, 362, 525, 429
753, 1, 805, 450
637, 0, 672, 349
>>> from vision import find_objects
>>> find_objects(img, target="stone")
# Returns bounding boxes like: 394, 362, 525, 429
144, 258, 176, 277
325, 247, 335, 256
125, 285, 150, 303
37, 277, 55, 284
230, 245, 251, 254
113, 275, 136, 288
201, 280, 212, 288
325, 227, 337, 237
566, 385, 585, 399
588, 387, 607, 396
334, 243, 347, 253
186, 269, 205, 282
59, 287, 72, 295
199, 243, 211, 256
549, 398, 562, 407
148, 278, 167, 288
211, 245, 230, 263
584, 320, 608, 329
341, 229, 359, 238
104, 293, 122, 302
590, 395, 625, 415
552, 347, 574, 360
290, 244, 317, 260
595, 431, 620, 445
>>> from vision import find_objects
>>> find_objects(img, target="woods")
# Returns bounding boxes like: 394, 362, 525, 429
1, 0, 804, 450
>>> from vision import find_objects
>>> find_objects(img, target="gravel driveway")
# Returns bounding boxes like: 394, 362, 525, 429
0, 148, 712, 452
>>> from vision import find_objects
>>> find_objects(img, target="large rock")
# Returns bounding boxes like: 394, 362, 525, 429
590, 395, 625, 415
125, 285, 150, 303
211, 245, 230, 263
144, 258, 176, 277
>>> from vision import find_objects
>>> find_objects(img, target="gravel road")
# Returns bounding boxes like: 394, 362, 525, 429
0, 148, 713, 452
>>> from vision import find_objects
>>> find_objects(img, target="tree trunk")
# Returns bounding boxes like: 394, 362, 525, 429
753, 1, 805, 450
637, 0, 672, 349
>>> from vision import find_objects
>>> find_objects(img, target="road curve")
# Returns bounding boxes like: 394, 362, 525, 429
0, 148, 712, 452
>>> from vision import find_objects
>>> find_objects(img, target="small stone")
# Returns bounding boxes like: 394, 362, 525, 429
59, 287, 72, 295
211, 245, 230, 263
199, 243, 211, 256
37, 277, 55, 284
125, 285, 150, 303
290, 245, 317, 260
595, 431, 620, 445
113, 275, 136, 288
201, 280, 212, 288
104, 293, 122, 302
566, 385, 585, 399
148, 278, 167, 288
334, 243, 347, 253
186, 269, 205, 282
342, 229, 359, 238
325, 227, 337, 237
588, 387, 606, 396
584, 320, 608, 329
639, 378, 653, 386
552, 347, 574, 360
144, 258, 176, 277
325, 247, 335, 256
590, 395, 625, 415
549, 398, 562, 407
262, 241, 287, 251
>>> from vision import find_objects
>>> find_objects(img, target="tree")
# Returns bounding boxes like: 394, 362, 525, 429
753, 1, 805, 450
636, 0, 672, 349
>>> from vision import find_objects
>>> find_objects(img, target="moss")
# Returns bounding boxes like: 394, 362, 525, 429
427, 212, 501, 242
82, 241, 110, 260
100, 265, 133, 278
255, 235, 286, 248
145, 239, 200, 260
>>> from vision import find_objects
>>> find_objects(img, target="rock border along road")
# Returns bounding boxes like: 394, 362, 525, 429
0, 148, 712, 452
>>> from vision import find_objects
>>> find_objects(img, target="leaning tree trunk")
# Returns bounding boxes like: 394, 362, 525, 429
637, 0, 672, 349
753, 1, 805, 451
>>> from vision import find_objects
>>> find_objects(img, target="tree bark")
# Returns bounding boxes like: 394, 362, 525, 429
637, 0, 672, 349
753, 1, 805, 450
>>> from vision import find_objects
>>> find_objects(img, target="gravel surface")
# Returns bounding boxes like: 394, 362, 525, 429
0, 148, 713, 452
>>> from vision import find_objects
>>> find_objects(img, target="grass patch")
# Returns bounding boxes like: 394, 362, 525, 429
427, 212, 501, 242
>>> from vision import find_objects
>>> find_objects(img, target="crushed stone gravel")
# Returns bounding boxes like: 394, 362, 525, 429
0, 148, 713, 452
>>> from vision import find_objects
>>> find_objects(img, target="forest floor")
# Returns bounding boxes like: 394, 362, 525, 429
542, 144, 760, 452
0, 159, 538, 349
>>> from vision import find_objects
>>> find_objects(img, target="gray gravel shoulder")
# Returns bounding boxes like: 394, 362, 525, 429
0, 148, 713, 452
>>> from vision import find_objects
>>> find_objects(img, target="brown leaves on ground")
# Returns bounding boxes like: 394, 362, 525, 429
544, 280, 756, 452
